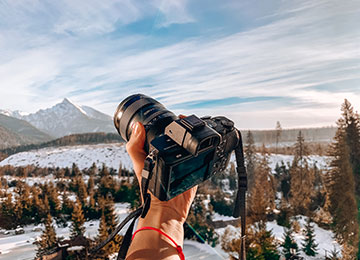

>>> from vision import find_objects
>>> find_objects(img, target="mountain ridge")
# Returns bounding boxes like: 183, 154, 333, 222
3, 98, 116, 138
0, 114, 53, 149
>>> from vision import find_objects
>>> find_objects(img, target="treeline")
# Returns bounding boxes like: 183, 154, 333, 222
0, 132, 123, 157
245, 126, 336, 145
0, 163, 138, 259
0, 163, 139, 228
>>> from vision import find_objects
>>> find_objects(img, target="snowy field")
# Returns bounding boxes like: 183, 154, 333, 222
0, 143, 330, 172
0, 143, 133, 171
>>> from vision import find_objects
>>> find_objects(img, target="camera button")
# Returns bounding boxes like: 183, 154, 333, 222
221, 119, 234, 128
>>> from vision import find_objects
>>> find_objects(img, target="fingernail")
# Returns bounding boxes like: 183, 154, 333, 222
133, 122, 140, 136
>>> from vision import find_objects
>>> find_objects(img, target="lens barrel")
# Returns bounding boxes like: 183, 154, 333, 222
114, 94, 177, 153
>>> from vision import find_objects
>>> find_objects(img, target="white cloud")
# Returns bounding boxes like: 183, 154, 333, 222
153, 0, 194, 27
0, 0, 359, 128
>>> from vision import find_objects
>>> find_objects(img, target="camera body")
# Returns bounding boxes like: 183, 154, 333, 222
113, 94, 240, 201
147, 115, 239, 201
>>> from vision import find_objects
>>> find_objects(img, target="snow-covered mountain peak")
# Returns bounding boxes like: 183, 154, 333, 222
1, 99, 116, 138
62, 97, 72, 104
0, 109, 29, 118
0, 109, 12, 117
51, 98, 88, 117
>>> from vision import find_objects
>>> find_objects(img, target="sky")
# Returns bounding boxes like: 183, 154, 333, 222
0, 0, 359, 129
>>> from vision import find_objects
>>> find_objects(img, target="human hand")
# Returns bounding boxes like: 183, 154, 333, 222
126, 121, 197, 224
125, 120, 197, 259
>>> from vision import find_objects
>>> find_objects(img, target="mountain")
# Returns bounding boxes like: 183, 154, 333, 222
7, 98, 116, 138
0, 114, 53, 149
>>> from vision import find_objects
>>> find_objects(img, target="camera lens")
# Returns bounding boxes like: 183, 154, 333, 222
114, 94, 177, 153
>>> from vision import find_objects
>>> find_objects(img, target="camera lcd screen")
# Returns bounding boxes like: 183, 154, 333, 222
169, 148, 215, 198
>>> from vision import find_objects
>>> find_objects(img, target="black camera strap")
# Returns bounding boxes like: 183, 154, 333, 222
89, 157, 154, 260
89, 206, 143, 257
233, 130, 247, 260
117, 156, 154, 259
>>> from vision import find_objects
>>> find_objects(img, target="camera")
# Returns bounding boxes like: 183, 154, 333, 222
114, 94, 240, 201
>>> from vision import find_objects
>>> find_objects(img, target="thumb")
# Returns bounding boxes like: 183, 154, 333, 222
126, 122, 147, 180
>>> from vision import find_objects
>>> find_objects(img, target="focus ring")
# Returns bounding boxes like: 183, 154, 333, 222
119, 98, 154, 141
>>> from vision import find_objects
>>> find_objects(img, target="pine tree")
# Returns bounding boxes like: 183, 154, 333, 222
337, 100, 360, 259
327, 110, 358, 253
16, 183, 32, 225
31, 186, 43, 224
281, 227, 299, 260
289, 131, 314, 215
0, 193, 15, 229
100, 163, 110, 178
302, 218, 318, 256
96, 195, 121, 257
247, 221, 280, 260
88, 175, 95, 194
274, 161, 291, 201
70, 199, 85, 239
245, 131, 258, 192
98, 166, 116, 198
61, 192, 74, 217
96, 211, 117, 258
75, 175, 88, 206
47, 182, 61, 217
102, 195, 117, 232
89, 162, 97, 176
327, 246, 340, 260
341, 100, 360, 188
85, 191, 98, 220
14, 194, 23, 226
275, 121, 282, 153
36, 213, 57, 257
71, 163, 81, 177
247, 145, 275, 222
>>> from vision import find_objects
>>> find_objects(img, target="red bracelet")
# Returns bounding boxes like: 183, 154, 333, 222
132, 226, 185, 260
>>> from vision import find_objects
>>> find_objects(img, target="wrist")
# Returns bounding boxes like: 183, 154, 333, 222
137, 200, 184, 246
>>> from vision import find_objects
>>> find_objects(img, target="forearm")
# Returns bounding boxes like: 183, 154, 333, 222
126, 205, 184, 260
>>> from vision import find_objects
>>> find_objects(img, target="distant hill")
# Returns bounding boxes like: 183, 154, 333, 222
242, 126, 337, 145
0, 125, 29, 149
0, 114, 53, 149
0, 132, 123, 156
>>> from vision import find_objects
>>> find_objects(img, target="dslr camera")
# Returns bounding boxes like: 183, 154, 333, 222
114, 94, 240, 201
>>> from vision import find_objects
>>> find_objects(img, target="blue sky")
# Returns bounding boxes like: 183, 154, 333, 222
0, 0, 359, 129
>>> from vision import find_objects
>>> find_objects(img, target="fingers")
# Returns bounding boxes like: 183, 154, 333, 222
126, 122, 147, 182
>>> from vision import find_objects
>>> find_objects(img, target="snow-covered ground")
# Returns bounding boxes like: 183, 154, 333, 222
266, 154, 330, 172
0, 143, 133, 171
216, 215, 341, 259
228, 152, 330, 172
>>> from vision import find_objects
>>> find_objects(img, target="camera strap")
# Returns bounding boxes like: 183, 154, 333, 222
233, 130, 247, 260
89, 157, 155, 260
117, 156, 154, 259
